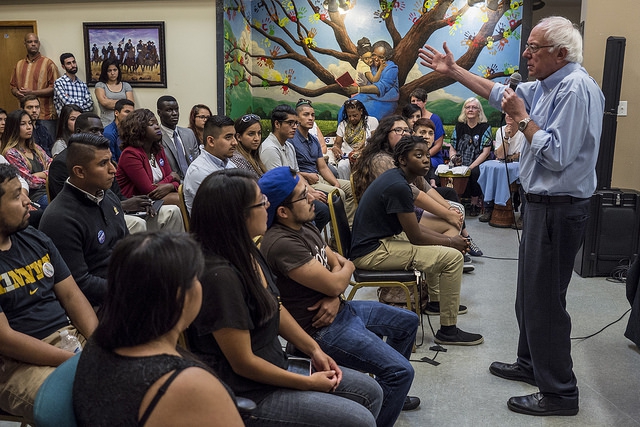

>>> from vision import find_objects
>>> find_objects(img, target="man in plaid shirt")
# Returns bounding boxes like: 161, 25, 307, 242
53, 53, 94, 116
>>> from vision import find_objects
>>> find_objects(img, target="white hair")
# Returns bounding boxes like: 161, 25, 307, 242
458, 98, 488, 124
535, 16, 583, 64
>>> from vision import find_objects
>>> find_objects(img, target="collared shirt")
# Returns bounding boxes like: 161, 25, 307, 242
259, 132, 299, 171
160, 123, 182, 154
183, 148, 236, 213
103, 121, 122, 162
32, 121, 55, 157
65, 178, 105, 204
489, 62, 604, 198
53, 74, 94, 115
10, 53, 59, 120
290, 129, 322, 174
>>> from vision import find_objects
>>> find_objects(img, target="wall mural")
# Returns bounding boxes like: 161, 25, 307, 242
223, 0, 523, 128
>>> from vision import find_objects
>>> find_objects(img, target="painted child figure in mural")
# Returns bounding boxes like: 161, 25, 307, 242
354, 37, 385, 87
344, 40, 400, 121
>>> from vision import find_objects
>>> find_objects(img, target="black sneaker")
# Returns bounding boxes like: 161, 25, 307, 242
423, 302, 468, 315
402, 396, 421, 411
434, 327, 484, 346
467, 236, 483, 257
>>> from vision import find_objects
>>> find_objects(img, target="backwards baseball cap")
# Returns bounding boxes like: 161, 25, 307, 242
258, 166, 299, 228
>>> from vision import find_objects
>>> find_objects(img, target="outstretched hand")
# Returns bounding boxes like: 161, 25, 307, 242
418, 42, 457, 75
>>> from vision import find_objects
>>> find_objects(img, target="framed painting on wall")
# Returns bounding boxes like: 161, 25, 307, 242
83, 21, 167, 88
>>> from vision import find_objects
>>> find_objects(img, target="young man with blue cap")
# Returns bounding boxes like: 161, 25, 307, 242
259, 166, 421, 426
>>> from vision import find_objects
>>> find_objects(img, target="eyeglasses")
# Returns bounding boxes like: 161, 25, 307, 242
241, 114, 261, 122
464, 105, 479, 110
390, 127, 412, 135
281, 119, 300, 127
247, 194, 269, 210
195, 115, 210, 120
524, 43, 555, 54
284, 186, 309, 205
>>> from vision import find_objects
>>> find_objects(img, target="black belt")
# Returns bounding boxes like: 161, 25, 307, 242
525, 193, 589, 204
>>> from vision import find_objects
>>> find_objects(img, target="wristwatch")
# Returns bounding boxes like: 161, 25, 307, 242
518, 117, 532, 132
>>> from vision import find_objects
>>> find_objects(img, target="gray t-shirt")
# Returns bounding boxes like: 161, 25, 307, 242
95, 81, 133, 126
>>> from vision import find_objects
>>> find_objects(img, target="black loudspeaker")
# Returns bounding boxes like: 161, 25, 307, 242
574, 189, 640, 277
597, 36, 626, 190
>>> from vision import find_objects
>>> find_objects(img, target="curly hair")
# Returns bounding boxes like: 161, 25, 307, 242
119, 109, 162, 155
351, 115, 405, 199
340, 99, 370, 125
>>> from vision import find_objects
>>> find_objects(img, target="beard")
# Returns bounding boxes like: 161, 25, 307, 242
67, 67, 78, 75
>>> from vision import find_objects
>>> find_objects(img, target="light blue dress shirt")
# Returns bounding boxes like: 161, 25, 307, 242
489, 62, 604, 198
183, 148, 236, 213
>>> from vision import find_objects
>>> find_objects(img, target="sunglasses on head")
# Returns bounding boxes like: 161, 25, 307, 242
241, 114, 261, 122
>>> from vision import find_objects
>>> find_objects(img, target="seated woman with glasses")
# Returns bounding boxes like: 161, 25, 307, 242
188, 104, 212, 145
332, 99, 378, 180
73, 231, 243, 426
231, 114, 266, 179
188, 169, 383, 427
116, 109, 181, 205
449, 97, 492, 216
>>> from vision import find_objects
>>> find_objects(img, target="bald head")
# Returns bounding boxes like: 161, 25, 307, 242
24, 33, 40, 56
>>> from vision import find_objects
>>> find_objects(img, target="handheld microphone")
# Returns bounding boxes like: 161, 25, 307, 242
509, 72, 522, 91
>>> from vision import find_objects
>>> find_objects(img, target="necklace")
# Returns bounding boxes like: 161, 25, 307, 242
149, 153, 156, 167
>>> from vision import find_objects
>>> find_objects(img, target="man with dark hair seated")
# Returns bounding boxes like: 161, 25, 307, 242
183, 115, 237, 213
0, 163, 97, 422
39, 133, 128, 306
103, 98, 134, 162
157, 95, 200, 179
259, 166, 421, 426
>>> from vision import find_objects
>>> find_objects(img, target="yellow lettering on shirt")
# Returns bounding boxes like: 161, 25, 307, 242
0, 254, 51, 295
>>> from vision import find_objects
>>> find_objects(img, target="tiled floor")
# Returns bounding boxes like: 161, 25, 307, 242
2, 217, 638, 427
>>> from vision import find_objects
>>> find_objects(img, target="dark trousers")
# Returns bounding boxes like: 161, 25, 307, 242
516, 198, 589, 400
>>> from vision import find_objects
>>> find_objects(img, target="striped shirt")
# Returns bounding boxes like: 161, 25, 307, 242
10, 53, 60, 120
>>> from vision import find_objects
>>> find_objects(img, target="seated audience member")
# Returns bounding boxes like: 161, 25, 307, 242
332, 99, 378, 180
39, 133, 128, 307
0, 109, 6, 140
1, 109, 51, 209
402, 103, 422, 130
292, 99, 356, 224
353, 116, 483, 264
73, 232, 243, 426
260, 104, 330, 231
187, 169, 383, 427
183, 115, 237, 213
410, 88, 446, 183
259, 167, 420, 425
450, 98, 492, 216
351, 136, 484, 346
116, 109, 181, 205
53, 53, 94, 116
94, 58, 134, 127
103, 98, 135, 162
0, 164, 98, 421
230, 114, 266, 179
158, 96, 200, 179
49, 112, 183, 233
188, 104, 212, 145
51, 104, 82, 157
20, 95, 54, 157
485, 113, 526, 226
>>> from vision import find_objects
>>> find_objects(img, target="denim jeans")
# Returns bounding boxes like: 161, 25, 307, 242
312, 300, 418, 427
245, 366, 382, 427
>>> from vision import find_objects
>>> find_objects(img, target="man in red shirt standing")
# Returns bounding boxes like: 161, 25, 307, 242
10, 33, 60, 136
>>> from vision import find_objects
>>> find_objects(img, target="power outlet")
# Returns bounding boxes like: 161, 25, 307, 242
618, 101, 627, 117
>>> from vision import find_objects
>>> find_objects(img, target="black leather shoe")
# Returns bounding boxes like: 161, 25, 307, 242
489, 361, 537, 386
507, 392, 578, 416
402, 396, 420, 411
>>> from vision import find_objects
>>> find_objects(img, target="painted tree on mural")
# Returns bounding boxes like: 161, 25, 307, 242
224, 0, 521, 102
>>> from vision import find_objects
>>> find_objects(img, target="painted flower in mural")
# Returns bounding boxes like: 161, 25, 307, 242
223, 0, 522, 118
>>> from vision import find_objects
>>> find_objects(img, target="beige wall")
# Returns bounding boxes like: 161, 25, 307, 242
0, 0, 217, 127
582, 0, 639, 190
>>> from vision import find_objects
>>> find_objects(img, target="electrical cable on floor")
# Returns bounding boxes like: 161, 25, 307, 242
607, 259, 631, 283
571, 308, 631, 340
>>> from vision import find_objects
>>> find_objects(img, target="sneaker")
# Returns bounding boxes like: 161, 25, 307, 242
479, 210, 492, 222
464, 253, 472, 263
463, 261, 475, 273
402, 396, 421, 411
423, 301, 468, 315
467, 236, 483, 257
512, 216, 524, 230
435, 327, 484, 346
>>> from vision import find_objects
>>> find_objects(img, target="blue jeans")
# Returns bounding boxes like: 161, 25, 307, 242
245, 366, 382, 426
313, 301, 418, 427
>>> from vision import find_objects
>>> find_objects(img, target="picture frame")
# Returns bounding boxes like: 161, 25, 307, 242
83, 21, 167, 88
